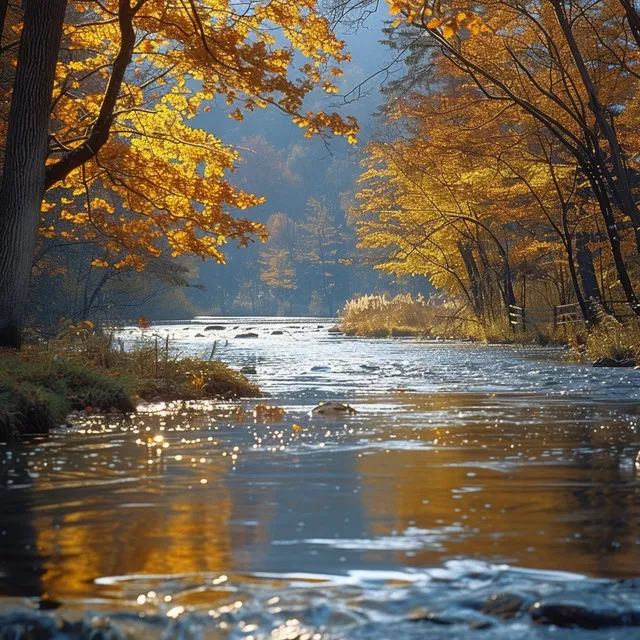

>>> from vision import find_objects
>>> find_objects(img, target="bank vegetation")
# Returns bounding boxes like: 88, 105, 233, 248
0, 322, 260, 439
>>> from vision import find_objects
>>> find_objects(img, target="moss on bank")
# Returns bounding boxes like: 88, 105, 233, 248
0, 353, 136, 438
0, 330, 261, 439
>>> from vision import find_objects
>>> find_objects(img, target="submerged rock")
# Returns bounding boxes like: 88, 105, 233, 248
235, 332, 259, 339
310, 402, 357, 416
482, 592, 532, 619
310, 365, 331, 372
271, 330, 284, 335
204, 325, 225, 331
240, 366, 257, 374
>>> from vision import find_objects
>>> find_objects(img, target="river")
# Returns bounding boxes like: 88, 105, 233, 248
2, 317, 640, 638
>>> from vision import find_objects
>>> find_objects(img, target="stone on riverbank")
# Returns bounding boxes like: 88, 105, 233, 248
593, 357, 636, 367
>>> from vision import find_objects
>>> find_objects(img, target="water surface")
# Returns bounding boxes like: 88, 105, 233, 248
2, 317, 640, 637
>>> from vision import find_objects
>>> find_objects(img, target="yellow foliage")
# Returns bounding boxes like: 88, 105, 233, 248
30, 0, 358, 272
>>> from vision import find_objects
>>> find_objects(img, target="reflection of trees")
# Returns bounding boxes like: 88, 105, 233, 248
29, 431, 236, 600
0, 445, 44, 598
357, 393, 640, 577
567, 415, 640, 577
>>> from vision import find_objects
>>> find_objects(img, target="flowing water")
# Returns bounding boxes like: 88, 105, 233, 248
2, 318, 640, 638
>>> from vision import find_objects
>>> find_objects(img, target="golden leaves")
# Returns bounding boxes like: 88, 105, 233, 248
41, 0, 358, 273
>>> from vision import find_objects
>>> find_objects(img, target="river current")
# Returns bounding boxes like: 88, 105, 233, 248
2, 317, 640, 638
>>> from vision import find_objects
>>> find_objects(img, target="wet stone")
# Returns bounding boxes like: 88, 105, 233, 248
482, 592, 532, 619
310, 402, 357, 415
407, 609, 453, 625
529, 599, 640, 628
593, 357, 636, 367
204, 325, 225, 331
235, 332, 259, 339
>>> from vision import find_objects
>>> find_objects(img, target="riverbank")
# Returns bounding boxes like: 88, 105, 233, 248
339, 294, 523, 341
0, 323, 260, 438
339, 294, 640, 366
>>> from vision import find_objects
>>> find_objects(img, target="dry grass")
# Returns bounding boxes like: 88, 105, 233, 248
581, 316, 640, 364
339, 294, 519, 341
339, 294, 576, 345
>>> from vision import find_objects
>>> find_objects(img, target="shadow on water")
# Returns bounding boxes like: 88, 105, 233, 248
2, 318, 640, 637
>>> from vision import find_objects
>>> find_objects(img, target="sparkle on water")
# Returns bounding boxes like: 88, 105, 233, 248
2, 317, 640, 638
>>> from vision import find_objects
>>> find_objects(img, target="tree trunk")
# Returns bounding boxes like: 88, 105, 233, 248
0, 0, 67, 348
552, 0, 640, 253
620, 0, 640, 49
575, 234, 604, 314
458, 242, 484, 319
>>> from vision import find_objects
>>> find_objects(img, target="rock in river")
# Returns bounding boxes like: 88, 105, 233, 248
204, 325, 226, 331
310, 402, 357, 416
235, 332, 259, 339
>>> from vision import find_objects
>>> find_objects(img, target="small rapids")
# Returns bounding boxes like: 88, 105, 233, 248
2, 317, 640, 637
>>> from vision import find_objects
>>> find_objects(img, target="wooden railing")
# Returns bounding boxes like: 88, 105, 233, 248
509, 299, 638, 331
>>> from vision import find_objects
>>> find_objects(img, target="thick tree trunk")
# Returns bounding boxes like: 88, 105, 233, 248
0, 0, 67, 348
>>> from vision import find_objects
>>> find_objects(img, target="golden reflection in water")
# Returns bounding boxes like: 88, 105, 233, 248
29, 419, 241, 600
357, 393, 640, 578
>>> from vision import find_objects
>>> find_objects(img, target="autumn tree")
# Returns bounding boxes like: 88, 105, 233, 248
299, 197, 348, 315
260, 247, 298, 314
0, 0, 359, 347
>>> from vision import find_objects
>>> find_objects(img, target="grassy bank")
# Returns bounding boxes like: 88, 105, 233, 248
339, 294, 518, 342
0, 322, 260, 439
339, 294, 640, 365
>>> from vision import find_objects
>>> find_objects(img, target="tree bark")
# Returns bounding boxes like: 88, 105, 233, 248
620, 0, 640, 49
458, 242, 484, 319
0, 0, 67, 348
575, 234, 603, 314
